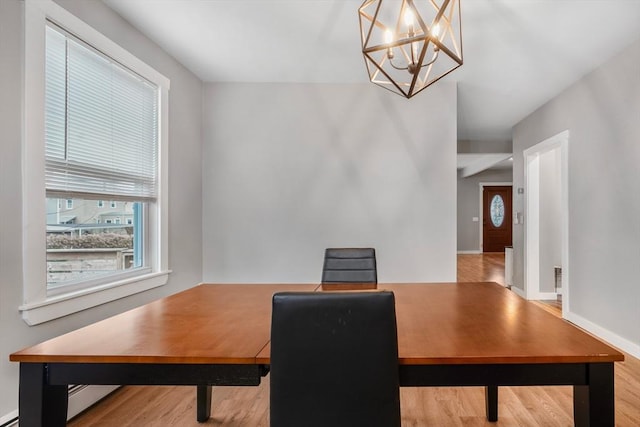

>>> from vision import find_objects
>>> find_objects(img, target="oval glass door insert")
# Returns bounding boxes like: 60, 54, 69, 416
490, 195, 505, 227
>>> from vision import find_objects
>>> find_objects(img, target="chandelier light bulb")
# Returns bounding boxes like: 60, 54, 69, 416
404, 8, 415, 33
431, 23, 441, 38
384, 29, 394, 44
385, 29, 395, 58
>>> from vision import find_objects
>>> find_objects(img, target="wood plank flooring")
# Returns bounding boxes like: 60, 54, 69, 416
68, 254, 640, 426
457, 252, 507, 285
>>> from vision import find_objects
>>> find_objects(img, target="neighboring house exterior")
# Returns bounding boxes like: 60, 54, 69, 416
46, 198, 134, 229
45, 198, 136, 286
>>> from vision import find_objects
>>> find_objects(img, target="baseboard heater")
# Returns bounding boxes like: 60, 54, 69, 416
2, 384, 118, 426
69, 384, 120, 419
0, 416, 18, 427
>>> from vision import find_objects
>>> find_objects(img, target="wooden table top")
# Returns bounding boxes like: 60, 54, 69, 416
10, 284, 316, 364
384, 283, 624, 365
11, 282, 624, 366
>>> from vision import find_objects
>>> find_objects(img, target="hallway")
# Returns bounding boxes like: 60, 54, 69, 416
457, 252, 506, 285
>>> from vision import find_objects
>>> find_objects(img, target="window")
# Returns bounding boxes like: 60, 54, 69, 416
44, 21, 157, 291
490, 195, 505, 227
47, 197, 141, 288
22, 0, 170, 325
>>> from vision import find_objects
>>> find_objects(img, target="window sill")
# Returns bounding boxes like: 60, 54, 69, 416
19, 270, 171, 325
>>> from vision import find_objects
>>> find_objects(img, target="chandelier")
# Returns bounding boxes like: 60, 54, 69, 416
359, 0, 463, 98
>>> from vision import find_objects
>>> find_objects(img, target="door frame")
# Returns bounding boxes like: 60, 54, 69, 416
523, 130, 569, 316
478, 182, 512, 252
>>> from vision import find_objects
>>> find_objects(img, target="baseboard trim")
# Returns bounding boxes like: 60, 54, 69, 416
510, 286, 526, 298
457, 250, 482, 254
564, 311, 640, 359
529, 291, 558, 300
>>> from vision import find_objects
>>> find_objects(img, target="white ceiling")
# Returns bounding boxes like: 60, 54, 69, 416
103, 0, 640, 142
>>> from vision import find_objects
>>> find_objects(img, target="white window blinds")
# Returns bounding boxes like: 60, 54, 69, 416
45, 23, 159, 201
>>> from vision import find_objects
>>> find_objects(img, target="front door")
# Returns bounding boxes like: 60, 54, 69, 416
483, 186, 512, 252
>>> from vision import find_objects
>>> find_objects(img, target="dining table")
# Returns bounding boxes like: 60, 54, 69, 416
10, 281, 624, 426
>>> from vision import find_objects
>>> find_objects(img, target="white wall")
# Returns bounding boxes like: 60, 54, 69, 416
512, 38, 640, 355
537, 149, 562, 293
202, 83, 457, 283
0, 0, 203, 418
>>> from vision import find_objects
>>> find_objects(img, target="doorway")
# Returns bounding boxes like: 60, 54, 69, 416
482, 186, 512, 252
523, 130, 569, 316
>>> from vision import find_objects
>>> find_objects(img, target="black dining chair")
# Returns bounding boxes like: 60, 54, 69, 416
269, 291, 400, 427
321, 247, 377, 284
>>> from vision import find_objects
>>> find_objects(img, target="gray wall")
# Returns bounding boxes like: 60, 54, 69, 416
202, 83, 458, 283
458, 140, 512, 154
0, 0, 203, 417
512, 38, 640, 350
457, 168, 512, 252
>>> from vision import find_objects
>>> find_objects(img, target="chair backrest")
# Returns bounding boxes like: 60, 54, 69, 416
321, 247, 377, 284
270, 291, 400, 427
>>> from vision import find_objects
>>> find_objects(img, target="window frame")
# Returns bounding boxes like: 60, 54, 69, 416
22, 0, 170, 325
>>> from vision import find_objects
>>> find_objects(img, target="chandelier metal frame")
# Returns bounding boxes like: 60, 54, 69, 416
359, 0, 463, 98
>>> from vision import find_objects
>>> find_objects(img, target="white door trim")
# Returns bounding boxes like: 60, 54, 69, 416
523, 130, 569, 317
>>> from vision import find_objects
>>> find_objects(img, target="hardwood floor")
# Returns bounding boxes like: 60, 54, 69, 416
68, 254, 640, 426
457, 252, 506, 285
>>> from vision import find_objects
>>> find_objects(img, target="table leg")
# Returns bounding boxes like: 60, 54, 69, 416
573, 363, 614, 427
485, 385, 498, 422
19, 363, 68, 427
197, 385, 212, 422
